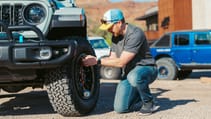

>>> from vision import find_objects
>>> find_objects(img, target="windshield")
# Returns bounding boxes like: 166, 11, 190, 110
89, 39, 109, 49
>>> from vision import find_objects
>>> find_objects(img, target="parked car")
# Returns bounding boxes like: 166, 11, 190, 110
150, 29, 211, 80
88, 37, 121, 79
88, 37, 110, 59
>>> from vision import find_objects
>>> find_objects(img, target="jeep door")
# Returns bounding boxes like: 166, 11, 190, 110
171, 33, 192, 65
192, 31, 211, 63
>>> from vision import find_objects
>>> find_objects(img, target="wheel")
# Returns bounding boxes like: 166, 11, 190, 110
2, 86, 26, 93
156, 58, 178, 80
100, 66, 121, 79
178, 70, 192, 79
45, 53, 100, 116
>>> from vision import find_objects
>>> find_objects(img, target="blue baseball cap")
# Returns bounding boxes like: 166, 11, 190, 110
99, 9, 124, 30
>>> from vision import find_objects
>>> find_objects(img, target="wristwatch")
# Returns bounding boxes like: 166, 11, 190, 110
97, 59, 101, 65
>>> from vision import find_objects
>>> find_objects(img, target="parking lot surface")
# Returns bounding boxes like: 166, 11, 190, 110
0, 70, 211, 119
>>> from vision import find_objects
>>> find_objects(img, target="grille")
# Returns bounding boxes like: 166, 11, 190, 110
0, 4, 24, 32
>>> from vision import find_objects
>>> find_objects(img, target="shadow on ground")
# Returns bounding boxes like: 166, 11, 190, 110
91, 82, 197, 115
0, 90, 55, 116
0, 80, 198, 116
152, 88, 197, 112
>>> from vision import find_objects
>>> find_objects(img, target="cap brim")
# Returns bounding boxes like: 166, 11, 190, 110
99, 23, 114, 30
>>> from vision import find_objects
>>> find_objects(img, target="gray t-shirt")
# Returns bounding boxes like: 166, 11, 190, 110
111, 23, 155, 76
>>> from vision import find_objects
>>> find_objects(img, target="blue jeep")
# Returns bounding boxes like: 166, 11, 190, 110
150, 29, 211, 80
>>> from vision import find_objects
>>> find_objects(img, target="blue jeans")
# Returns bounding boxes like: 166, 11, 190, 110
113, 65, 158, 113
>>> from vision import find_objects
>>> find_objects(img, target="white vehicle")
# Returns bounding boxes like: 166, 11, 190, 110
88, 37, 121, 79
0, 0, 100, 116
88, 37, 110, 59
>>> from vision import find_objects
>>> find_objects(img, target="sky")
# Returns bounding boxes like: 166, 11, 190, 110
109, 0, 158, 2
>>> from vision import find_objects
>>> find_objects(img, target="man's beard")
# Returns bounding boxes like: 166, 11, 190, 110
113, 32, 121, 37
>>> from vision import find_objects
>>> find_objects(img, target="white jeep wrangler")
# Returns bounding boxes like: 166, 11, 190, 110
0, 0, 99, 116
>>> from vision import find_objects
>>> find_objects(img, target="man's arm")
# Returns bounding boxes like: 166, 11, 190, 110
82, 52, 117, 67
82, 51, 135, 68
101, 51, 135, 68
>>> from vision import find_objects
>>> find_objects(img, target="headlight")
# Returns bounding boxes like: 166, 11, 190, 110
23, 3, 46, 25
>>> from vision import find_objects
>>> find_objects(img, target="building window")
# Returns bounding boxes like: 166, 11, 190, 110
161, 16, 170, 29
148, 23, 158, 31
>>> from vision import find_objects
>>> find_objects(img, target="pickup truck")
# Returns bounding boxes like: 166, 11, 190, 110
150, 29, 211, 80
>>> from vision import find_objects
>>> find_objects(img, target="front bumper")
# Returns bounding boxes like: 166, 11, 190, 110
0, 41, 76, 69
0, 22, 77, 69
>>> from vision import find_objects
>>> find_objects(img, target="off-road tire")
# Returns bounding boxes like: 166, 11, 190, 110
156, 58, 178, 80
178, 70, 192, 80
45, 40, 99, 116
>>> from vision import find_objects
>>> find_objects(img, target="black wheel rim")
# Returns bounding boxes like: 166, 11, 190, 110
74, 54, 96, 100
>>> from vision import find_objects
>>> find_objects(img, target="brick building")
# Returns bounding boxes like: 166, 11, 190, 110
137, 0, 211, 41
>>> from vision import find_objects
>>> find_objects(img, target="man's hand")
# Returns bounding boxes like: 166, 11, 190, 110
82, 55, 97, 67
